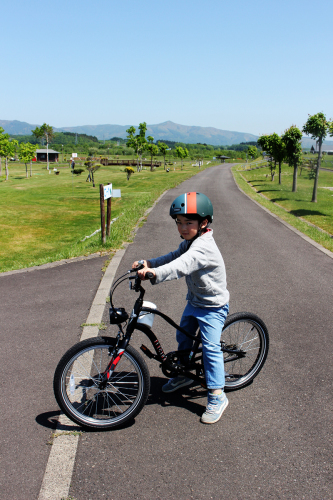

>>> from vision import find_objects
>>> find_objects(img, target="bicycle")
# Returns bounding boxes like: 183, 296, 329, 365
53, 262, 269, 430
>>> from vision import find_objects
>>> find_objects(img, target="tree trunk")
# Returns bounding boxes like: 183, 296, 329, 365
278, 161, 282, 184
5, 157, 9, 181
25, 163, 28, 178
47, 141, 49, 172
311, 138, 322, 203
292, 164, 297, 192
30, 160, 32, 177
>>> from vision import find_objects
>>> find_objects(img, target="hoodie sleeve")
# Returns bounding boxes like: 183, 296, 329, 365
152, 241, 208, 283
149, 241, 188, 269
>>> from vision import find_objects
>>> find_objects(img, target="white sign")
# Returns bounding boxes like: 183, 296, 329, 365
72, 153, 78, 158
112, 189, 121, 198
104, 184, 112, 200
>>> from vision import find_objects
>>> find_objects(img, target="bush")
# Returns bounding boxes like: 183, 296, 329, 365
125, 166, 135, 180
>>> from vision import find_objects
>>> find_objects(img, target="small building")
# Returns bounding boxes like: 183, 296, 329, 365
36, 149, 60, 162
216, 155, 230, 163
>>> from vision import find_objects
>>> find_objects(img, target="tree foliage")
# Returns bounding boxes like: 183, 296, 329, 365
269, 133, 286, 185
302, 112, 332, 202
282, 126, 302, 193
174, 146, 189, 170
18, 142, 37, 178
158, 142, 169, 169
126, 122, 147, 171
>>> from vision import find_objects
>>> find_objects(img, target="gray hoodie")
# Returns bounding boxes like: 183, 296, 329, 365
149, 230, 229, 308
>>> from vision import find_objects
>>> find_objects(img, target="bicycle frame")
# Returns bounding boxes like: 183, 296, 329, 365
108, 269, 245, 387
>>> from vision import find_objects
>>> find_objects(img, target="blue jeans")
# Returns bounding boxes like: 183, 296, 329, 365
176, 302, 229, 390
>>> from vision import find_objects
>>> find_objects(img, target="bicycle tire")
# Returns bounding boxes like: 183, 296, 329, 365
222, 312, 269, 390
53, 337, 150, 430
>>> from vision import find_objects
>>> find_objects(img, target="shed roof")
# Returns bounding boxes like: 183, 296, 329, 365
36, 149, 60, 153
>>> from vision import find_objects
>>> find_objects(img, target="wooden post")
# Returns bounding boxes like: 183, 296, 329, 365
106, 184, 112, 237
100, 184, 106, 243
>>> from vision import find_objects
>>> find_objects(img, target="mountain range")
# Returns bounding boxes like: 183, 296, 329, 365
1, 119, 333, 148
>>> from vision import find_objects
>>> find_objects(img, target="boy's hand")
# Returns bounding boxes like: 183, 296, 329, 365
140, 266, 156, 281
132, 260, 151, 270
132, 260, 155, 280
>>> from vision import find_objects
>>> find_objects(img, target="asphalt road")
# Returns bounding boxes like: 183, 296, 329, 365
0, 256, 107, 500
69, 164, 332, 500
1, 164, 332, 500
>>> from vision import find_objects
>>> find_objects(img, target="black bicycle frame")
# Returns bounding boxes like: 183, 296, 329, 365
110, 271, 244, 379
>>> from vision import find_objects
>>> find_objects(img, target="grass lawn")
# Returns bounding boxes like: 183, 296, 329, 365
0, 158, 220, 273
232, 161, 333, 253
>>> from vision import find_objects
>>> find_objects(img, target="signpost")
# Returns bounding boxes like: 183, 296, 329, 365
99, 184, 121, 243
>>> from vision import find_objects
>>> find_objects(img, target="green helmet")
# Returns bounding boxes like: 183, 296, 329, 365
170, 192, 213, 223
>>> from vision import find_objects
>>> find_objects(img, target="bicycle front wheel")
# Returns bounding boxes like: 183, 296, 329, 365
53, 337, 150, 430
222, 312, 269, 390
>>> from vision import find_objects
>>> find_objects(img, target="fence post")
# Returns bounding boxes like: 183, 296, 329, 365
106, 184, 112, 237
100, 184, 106, 243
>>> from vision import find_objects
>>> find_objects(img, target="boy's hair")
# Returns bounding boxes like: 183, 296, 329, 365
176, 213, 208, 224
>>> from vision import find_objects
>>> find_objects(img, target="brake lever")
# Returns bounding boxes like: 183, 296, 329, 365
128, 260, 145, 274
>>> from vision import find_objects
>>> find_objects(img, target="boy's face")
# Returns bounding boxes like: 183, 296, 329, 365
175, 215, 207, 241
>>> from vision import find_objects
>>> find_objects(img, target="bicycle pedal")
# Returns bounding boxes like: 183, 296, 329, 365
140, 344, 156, 359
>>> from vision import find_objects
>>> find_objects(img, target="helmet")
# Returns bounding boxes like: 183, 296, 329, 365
170, 192, 213, 223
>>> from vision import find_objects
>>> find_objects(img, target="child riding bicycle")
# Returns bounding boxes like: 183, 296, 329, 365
133, 192, 230, 424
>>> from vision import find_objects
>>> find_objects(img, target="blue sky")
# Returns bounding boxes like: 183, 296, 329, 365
1, 0, 332, 136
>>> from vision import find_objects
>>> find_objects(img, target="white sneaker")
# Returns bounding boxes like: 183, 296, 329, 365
201, 392, 228, 424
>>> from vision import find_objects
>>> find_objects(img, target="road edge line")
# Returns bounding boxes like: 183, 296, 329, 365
37, 247, 126, 500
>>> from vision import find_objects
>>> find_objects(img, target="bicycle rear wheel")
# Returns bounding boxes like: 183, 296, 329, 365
222, 312, 269, 390
53, 337, 150, 430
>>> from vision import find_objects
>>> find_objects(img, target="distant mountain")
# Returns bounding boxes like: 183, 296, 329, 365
3, 119, 333, 148
58, 121, 259, 146
0, 119, 39, 135
1, 119, 258, 145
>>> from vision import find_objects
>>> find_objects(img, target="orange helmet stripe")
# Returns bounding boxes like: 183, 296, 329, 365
186, 192, 197, 214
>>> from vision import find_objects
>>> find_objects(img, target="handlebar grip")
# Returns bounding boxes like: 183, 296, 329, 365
146, 272, 154, 279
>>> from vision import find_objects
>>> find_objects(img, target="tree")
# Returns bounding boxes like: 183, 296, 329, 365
247, 145, 258, 159
282, 126, 302, 193
0, 130, 18, 181
0, 127, 10, 176
18, 142, 37, 178
32, 123, 54, 172
175, 146, 189, 170
269, 133, 286, 185
126, 122, 147, 172
257, 135, 273, 158
158, 142, 169, 170
302, 112, 331, 202
146, 136, 159, 171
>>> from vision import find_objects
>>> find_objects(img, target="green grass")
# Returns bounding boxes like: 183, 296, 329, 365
232, 161, 333, 253
0, 158, 220, 272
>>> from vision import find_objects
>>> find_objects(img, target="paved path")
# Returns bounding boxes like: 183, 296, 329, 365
70, 164, 332, 499
1, 164, 332, 499
0, 256, 106, 500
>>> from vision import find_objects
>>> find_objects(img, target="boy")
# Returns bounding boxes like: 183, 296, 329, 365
133, 192, 229, 424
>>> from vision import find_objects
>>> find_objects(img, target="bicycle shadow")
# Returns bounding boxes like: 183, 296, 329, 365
146, 376, 207, 417
36, 377, 252, 432
146, 376, 251, 417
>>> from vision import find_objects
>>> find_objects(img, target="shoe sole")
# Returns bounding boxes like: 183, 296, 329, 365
162, 379, 193, 394
200, 398, 229, 424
